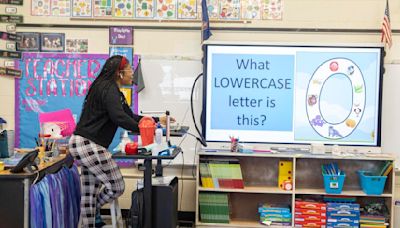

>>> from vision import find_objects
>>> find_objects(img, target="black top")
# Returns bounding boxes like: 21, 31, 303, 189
74, 81, 158, 148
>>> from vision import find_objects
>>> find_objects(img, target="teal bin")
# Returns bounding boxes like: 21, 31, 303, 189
323, 172, 346, 194
357, 170, 387, 195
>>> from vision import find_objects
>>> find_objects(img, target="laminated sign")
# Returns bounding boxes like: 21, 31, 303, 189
0, 67, 22, 78
0, 31, 20, 41
0, 0, 23, 5
0, 14, 23, 23
0, 50, 21, 59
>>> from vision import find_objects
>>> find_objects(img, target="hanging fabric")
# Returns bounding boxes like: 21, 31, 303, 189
29, 164, 81, 228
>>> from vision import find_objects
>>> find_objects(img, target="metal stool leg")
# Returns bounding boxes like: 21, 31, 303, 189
104, 199, 123, 228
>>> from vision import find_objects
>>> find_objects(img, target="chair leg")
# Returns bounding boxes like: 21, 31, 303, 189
114, 200, 123, 228
103, 199, 123, 228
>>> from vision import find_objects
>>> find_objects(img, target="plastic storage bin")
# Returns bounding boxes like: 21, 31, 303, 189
357, 170, 387, 195
323, 172, 346, 194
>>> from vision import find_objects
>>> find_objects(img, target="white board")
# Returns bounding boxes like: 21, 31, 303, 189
138, 58, 203, 165
381, 64, 400, 168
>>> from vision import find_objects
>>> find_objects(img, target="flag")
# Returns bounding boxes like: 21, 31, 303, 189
201, 0, 212, 42
133, 59, 145, 92
381, 0, 392, 48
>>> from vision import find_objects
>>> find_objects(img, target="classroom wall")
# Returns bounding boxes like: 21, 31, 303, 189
1, 0, 400, 212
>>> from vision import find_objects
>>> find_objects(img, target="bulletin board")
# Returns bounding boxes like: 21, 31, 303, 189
15, 53, 109, 148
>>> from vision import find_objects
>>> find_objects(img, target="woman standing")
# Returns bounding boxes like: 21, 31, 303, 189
69, 55, 171, 227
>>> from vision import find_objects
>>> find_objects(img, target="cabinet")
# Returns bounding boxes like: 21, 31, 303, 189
195, 151, 395, 227
0, 153, 75, 228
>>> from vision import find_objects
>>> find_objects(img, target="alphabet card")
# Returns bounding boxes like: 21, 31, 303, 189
31, 0, 51, 16
93, 0, 113, 17
51, 0, 72, 16
219, 0, 240, 20
72, 0, 92, 17
114, 0, 134, 17
177, 0, 197, 19
262, 0, 283, 20
241, 0, 261, 20
155, 0, 177, 19
200, 0, 218, 19
134, 0, 155, 18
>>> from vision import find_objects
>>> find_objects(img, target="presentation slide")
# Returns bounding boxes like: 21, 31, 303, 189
203, 44, 383, 146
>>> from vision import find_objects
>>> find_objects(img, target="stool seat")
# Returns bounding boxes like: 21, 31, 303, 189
103, 199, 123, 228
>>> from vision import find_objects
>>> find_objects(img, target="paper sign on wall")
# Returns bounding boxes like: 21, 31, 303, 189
109, 26, 133, 45
0, 67, 21, 78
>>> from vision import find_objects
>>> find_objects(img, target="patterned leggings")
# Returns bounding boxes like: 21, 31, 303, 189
68, 135, 125, 227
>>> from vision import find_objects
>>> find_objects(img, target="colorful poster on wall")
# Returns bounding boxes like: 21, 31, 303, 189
177, 0, 196, 19
109, 47, 133, 65
113, 0, 134, 17
109, 26, 133, 45
241, 0, 261, 19
93, 0, 112, 17
262, 0, 282, 20
31, 0, 51, 16
16, 32, 41, 52
219, 0, 240, 20
40, 33, 65, 52
15, 53, 109, 148
155, 0, 177, 19
51, 0, 72, 16
72, 0, 92, 17
204, 0, 218, 19
134, 0, 155, 18
66, 39, 88, 53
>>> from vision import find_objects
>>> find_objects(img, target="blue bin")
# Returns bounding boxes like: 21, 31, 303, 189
357, 170, 387, 195
323, 172, 346, 194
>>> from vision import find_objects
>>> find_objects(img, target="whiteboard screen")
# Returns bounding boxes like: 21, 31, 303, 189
138, 58, 203, 164
381, 64, 400, 168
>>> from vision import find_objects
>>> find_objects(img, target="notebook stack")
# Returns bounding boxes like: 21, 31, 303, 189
258, 203, 292, 226
360, 215, 387, 228
294, 200, 327, 227
198, 192, 230, 223
360, 202, 389, 228
327, 203, 360, 228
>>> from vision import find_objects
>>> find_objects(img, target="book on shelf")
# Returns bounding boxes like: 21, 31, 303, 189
199, 157, 244, 189
199, 192, 230, 223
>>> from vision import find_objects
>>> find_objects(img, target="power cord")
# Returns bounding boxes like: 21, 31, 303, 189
179, 146, 184, 211
192, 140, 199, 178
190, 73, 207, 147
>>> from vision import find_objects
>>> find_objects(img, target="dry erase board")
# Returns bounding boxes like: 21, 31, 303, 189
381, 64, 400, 169
138, 57, 203, 165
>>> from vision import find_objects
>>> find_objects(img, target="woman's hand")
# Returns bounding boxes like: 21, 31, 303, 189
159, 115, 176, 125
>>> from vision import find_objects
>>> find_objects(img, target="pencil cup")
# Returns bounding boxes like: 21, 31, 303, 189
230, 140, 238, 152
37, 146, 45, 164
322, 172, 346, 194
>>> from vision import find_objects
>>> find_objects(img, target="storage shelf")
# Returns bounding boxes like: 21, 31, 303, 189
197, 220, 291, 227
196, 152, 394, 227
295, 188, 393, 197
198, 151, 395, 161
198, 186, 293, 194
